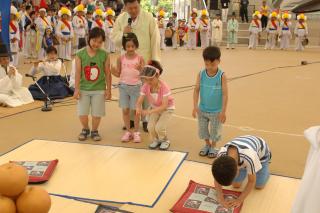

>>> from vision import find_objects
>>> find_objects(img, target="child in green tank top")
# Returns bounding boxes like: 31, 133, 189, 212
73, 27, 112, 141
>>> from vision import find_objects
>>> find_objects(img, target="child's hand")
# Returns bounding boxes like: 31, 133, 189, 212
227, 198, 243, 208
136, 108, 142, 116
135, 63, 143, 71
73, 89, 80, 100
218, 197, 230, 209
218, 112, 226, 123
192, 107, 199, 118
105, 90, 111, 100
141, 110, 150, 116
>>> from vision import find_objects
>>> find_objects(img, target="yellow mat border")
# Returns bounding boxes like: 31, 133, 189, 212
0, 138, 188, 208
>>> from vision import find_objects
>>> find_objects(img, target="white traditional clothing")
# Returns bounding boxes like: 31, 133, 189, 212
56, 19, 74, 60
292, 126, 320, 213
211, 18, 223, 46
265, 19, 279, 50
171, 18, 179, 49
24, 14, 37, 58
91, 19, 106, 31
9, 20, 20, 66
72, 15, 88, 50
35, 16, 52, 59
111, 10, 161, 62
187, 17, 199, 50
158, 17, 166, 50
199, 17, 210, 48
294, 21, 308, 51
279, 20, 292, 50
0, 66, 34, 107
227, 18, 239, 49
29, 60, 62, 76
105, 17, 116, 53
248, 19, 262, 49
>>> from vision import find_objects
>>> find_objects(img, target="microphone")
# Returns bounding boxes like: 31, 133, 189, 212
128, 17, 132, 26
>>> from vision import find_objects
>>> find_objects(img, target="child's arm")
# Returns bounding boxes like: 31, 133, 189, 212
192, 72, 200, 118
219, 73, 228, 123
214, 179, 230, 208
135, 95, 145, 115
105, 55, 112, 100
73, 56, 82, 100
136, 56, 145, 72
110, 57, 121, 77
229, 174, 256, 208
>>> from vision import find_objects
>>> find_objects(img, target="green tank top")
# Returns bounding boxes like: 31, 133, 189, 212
76, 48, 108, 91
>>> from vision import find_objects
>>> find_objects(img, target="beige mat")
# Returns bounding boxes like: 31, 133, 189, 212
0, 101, 43, 118
0, 139, 187, 207
50, 195, 98, 213
122, 161, 300, 213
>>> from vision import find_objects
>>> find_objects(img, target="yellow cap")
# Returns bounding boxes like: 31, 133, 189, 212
106, 8, 115, 16
201, 10, 208, 16
159, 10, 165, 17
59, 7, 71, 17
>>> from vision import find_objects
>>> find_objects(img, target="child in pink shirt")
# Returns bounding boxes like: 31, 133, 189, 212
136, 61, 175, 150
111, 33, 144, 143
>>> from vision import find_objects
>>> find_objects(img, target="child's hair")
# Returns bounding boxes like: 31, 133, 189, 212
46, 46, 58, 54
172, 12, 177, 17
147, 60, 163, 75
88, 27, 106, 46
122, 32, 139, 50
211, 156, 237, 186
30, 11, 36, 17
203, 46, 221, 62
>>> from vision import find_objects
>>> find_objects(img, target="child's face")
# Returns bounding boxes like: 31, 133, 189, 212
125, 41, 137, 54
192, 13, 197, 18
47, 52, 57, 60
87, 13, 93, 19
0, 57, 10, 66
46, 29, 51, 35
10, 14, 16, 21
144, 76, 158, 86
299, 19, 304, 23
204, 59, 220, 71
62, 14, 69, 20
89, 37, 104, 50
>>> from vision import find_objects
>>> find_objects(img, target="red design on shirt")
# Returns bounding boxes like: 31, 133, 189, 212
84, 63, 100, 81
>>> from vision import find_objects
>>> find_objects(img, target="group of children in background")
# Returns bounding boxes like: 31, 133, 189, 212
157, 6, 309, 52
9, 3, 117, 67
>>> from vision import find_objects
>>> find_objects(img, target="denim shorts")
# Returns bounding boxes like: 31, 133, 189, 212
233, 161, 270, 187
77, 90, 105, 117
198, 110, 222, 142
118, 83, 141, 110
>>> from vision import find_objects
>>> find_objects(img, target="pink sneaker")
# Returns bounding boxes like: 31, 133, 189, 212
121, 131, 132, 142
133, 132, 141, 143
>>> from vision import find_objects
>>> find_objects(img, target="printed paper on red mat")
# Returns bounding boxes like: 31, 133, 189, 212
11, 159, 58, 183
171, 180, 243, 213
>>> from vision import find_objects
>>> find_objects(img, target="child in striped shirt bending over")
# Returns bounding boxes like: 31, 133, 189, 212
212, 135, 272, 208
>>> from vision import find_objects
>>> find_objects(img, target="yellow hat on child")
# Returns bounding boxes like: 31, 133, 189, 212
159, 10, 165, 17
58, 7, 71, 17
73, 4, 87, 13
93, 9, 105, 18
106, 8, 115, 16
282, 12, 291, 20
252, 11, 262, 19
201, 10, 208, 16
297, 13, 307, 21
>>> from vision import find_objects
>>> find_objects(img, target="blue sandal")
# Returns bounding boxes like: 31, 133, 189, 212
208, 147, 218, 158
199, 145, 210, 156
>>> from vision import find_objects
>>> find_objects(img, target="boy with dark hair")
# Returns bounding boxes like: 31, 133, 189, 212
212, 135, 272, 208
193, 46, 228, 158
